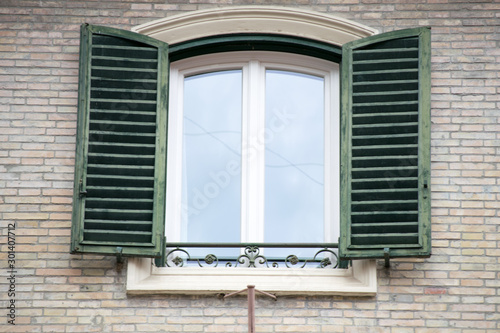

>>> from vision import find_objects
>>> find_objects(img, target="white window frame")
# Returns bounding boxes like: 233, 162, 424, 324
166, 51, 339, 249
127, 6, 378, 295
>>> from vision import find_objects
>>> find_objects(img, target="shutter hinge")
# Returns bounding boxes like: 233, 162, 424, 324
154, 236, 166, 267
79, 179, 87, 197
384, 248, 391, 268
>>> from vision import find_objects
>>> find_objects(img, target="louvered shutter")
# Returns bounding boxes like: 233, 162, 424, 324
71, 24, 168, 257
339, 27, 431, 260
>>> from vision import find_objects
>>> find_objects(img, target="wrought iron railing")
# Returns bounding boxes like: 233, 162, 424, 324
155, 243, 346, 269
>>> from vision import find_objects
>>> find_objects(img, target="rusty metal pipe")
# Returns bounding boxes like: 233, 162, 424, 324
223, 285, 276, 333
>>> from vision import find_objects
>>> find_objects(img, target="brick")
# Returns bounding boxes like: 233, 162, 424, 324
36, 268, 82, 276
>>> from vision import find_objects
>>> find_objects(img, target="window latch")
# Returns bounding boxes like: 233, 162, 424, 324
384, 248, 391, 268
423, 180, 429, 199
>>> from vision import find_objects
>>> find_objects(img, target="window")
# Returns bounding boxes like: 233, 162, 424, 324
71, 7, 431, 294
165, 52, 339, 262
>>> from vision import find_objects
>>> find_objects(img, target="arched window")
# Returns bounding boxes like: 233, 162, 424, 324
71, 7, 430, 294
166, 51, 339, 261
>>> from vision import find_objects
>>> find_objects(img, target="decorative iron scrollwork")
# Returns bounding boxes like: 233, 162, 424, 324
236, 246, 268, 268
160, 245, 339, 269
284, 248, 338, 268
165, 247, 190, 267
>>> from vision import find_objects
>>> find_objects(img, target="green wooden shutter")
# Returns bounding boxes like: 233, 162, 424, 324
71, 24, 168, 257
340, 27, 431, 260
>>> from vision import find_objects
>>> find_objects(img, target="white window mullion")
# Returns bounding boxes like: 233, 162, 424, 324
325, 66, 340, 245
241, 60, 265, 243
165, 67, 185, 242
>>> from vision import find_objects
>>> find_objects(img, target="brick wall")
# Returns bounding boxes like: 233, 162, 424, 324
1, 0, 499, 332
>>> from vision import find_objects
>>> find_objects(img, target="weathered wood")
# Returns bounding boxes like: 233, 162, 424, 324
340, 27, 431, 260
71, 24, 168, 257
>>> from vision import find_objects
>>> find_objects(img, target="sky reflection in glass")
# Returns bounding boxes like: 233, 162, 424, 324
181, 70, 242, 252
179, 67, 325, 261
264, 70, 324, 258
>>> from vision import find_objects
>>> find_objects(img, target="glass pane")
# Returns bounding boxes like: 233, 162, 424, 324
264, 70, 324, 259
181, 70, 242, 259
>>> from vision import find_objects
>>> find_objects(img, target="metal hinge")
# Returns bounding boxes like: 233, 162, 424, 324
116, 247, 123, 264
79, 179, 87, 197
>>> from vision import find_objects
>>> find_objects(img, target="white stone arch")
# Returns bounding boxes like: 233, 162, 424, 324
133, 6, 377, 46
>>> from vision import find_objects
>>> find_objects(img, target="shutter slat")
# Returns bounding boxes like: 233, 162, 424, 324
92, 45, 157, 52
89, 130, 155, 137
352, 222, 419, 235
340, 27, 431, 260
90, 120, 156, 126
85, 187, 154, 200
85, 230, 153, 236
92, 87, 157, 94
85, 208, 153, 214
90, 98, 157, 104
85, 196, 153, 201
90, 142, 155, 148
353, 122, 418, 128
86, 186, 154, 191
85, 198, 153, 210
353, 111, 418, 117
353, 80, 419, 93
88, 153, 155, 159
87, 167, 154, 175
85, 219, 153, 224
353, 133, 417, 140
353, 57, 419, 65
91, 76, 157, 83
353, 155, 418, 161
351, 211, 418, 217
354, 79, 418, 85
92, 66, 157, 73
86, 176, 154, 188
353, 90, 418, 97
90, 109, 156, 116
353, 144, 418, 150
92, 55, 158, 63
87, 174, 154, 180
353, 101, 418, 107
351, 233, 419, 247
83, 230, 154, 246
352, 166, 417, 171
72, 24, 168, 257
353, 68, 417, 75
353, 47, 418, 54
352, 188, 418, 194
352, 159, 418, 166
